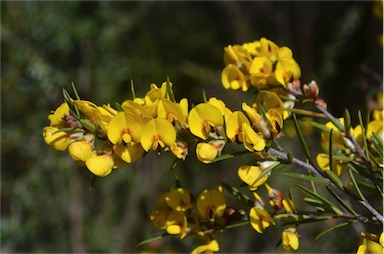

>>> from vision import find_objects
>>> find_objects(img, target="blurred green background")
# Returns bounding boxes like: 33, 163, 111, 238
1, 1, 382, 253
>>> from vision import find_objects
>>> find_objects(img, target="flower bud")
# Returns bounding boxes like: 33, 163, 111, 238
303, 80, 319, 98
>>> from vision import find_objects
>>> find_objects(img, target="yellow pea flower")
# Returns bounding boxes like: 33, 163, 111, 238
72, 100, 107, 132
188, 103, 224, 140
157, 98, 186, 127
208, 97, 232, 121
242, 103, 270, 138
282, 228, 299, 251
141, 118, 176, 152
196, 187, 226, 219
196, 140, 225, 164
221, 64, 248, 91
257, 37, 279, 61
43, 126, 74, 151
275, 57, 301, 87
85, 153, 114, 177
107, 111, 144, 145
170, 141, 189, 160
48, 102, 70, 127
164, 188, 193, 212
150, 210, 168, 230
113, 142, 144, 163
238, 165, 269, 191
240, 123, 266, 152
242, 40, 261, 56
68, 140, 95, 166
224, 44, 253, 70
316, 153, 347, 176
265, 108, 283, 137
249, 56, 274, 88
226, 111, 250, 142
357, 232, 383, 254
191, 240, 220, 254
165, 210, 188, 239
249, 207, 274, 233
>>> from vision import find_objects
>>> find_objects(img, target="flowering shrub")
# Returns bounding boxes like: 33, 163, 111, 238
43, 37, 383, 253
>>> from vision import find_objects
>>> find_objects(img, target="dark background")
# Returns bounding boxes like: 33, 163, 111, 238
1, 1, 382, 253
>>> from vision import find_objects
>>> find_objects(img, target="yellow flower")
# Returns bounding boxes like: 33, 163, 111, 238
265, 108, 284, 137
357, 232, 383, 254
113, 142, 145, 164
170, 141, 189, 160
68, 140, 95, 166
191, 240, 220, 254
150, 210, 168, 230
282, 198, 296, 213
226, 111, 250, 142
72, 100, 108, 132
249, 56, 274, 88
249, 207, 274, 233
164, 188, 193, 211
224, 44, 252, 70
242, 103, 270, 138
275, 57, 301, 87
282, 228, 299, 251
85, 153, 115, 177
257, 37, 279, 61
196, 187, 226, 219
240, 123, 266, 152
165, 210, 188, 238
238, 165, 269, 191
43, 126, 74, 151
221, 64, 248, 91
48, 102, 70, 127
196, 142, 219, 164
107, 111, 144, 145
140, 118, 176, 152
188, 103, 224, 140
157, 98, 187, 128
316, 153, 347, 176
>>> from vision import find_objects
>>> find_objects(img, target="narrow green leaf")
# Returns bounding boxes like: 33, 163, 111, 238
136, 233, 168, 247
325, 185, 358, 216
275, 214, 333, 225
347, 162, 371, 179
253, 162, 279, 184
295, 184, 343, 216
348, 168, 366, 201
315, 221, 350, 241
202, 88, 207, 103
323, 170, 344, 190
343, 109, 351, 134
358, 110, 369, 158
357, 181, 379, 194
165, 77, 175, 102
213, 151, 249, 162
71, 82, 81, 100
282, 172, 328, 184
292, 113, 313, 164
115, 102, 123, 112
221, 182, 254, 207
326, 112, 345, 133
304, 197, 326, 212
300, 119, 332, 132
130, 79, 136, 100
328, 128, 334, 173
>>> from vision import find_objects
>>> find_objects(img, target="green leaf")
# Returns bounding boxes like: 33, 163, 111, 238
130, 79, 136, 100
274, 213, 333, 225
343, 109, 351, 134
358, 110, 369, 158
300, 119, 332, 132
136, 232, 168, 247
315, 221, 351, 241
292, 113, 313, 164
329, 128, 334, 173
282, 172, 328, 184
71, 82, 81, 100
323, 170, 344, 190
253, 162, 281, 184
115, 102, 124, 112
348, 168, 366, 201
295, 185, 343, 216
221, 182, 254, 207
212, 150, 249, 162
325, 185, 358, 216
304, 197, 326, 212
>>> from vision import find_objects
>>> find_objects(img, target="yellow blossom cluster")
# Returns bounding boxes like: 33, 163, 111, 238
221, 37, 301, 91
150, 187, 227, 254
42, 37, 383, 254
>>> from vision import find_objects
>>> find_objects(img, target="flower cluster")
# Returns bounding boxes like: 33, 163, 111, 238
43, 37, 383, 254
150, 187, 228, 254
221, 37, 301, 91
